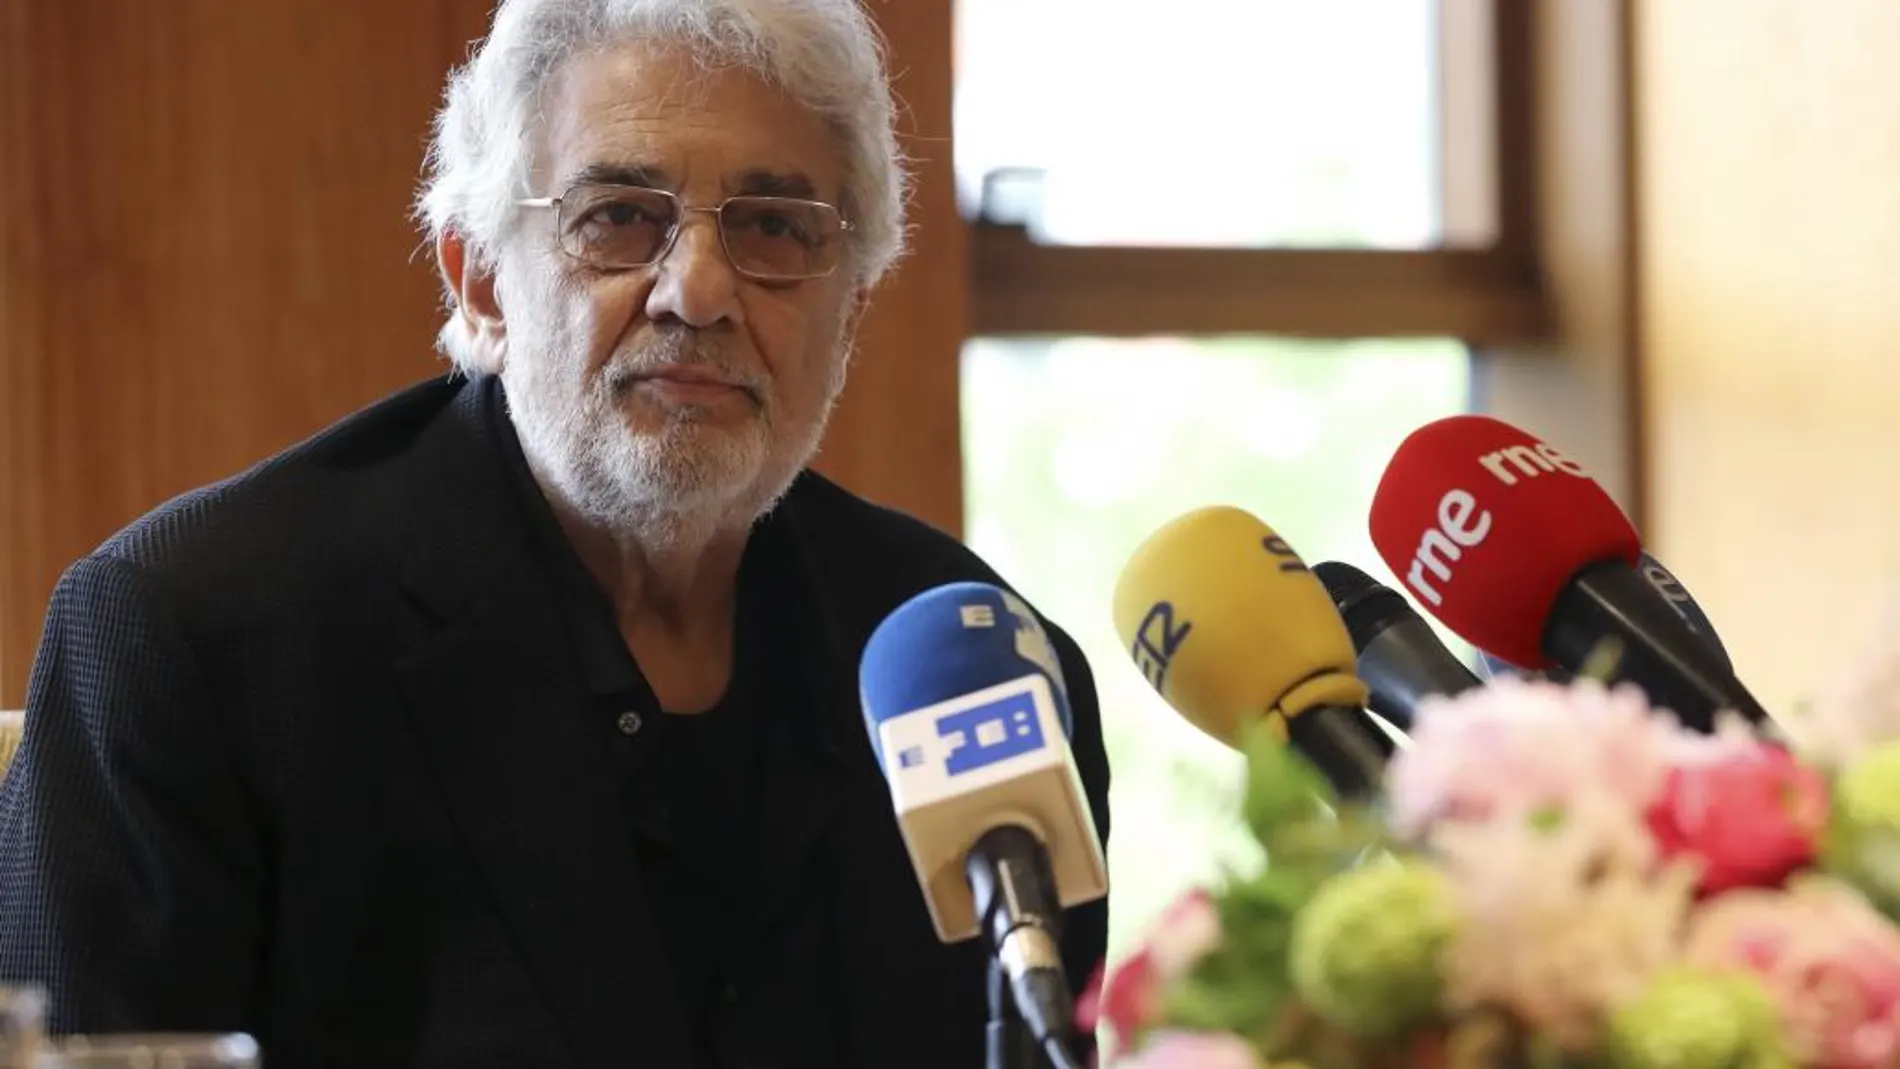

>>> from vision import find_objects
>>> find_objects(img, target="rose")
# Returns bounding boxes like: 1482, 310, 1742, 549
1077, 947, 1156, 1050
1684, 879, 1900, 1069
1111, 1030, 1260, 1069
1077, 890, 1222, 1048
1645, 741, 1827, 895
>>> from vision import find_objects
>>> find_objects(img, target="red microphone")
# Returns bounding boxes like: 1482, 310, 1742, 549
1367, 415, 1771, 732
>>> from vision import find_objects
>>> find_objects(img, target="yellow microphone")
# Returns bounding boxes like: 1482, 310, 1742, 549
1112, 505, 1397, 795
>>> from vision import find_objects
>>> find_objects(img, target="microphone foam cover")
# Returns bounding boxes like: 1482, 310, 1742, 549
1368, 415, 1641, 670
1112, 506, 1368, 750
859, 581, 1073, 771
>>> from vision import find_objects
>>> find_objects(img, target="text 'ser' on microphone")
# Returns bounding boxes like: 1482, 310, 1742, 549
1367, 415, 1772, 733
1111, 505, 1397, 797
860, 581, 1106, 1069
1311, 560, 1482, 733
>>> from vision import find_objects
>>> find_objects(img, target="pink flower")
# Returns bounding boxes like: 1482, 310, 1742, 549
1083, 890, 1222, 1046
1685, 879, 1900, 1069
1076, 958, 1110, 1035
1088, 947, 1159, 1046
1146, 889, 1221, 975
1385, 677, 1682, 838
1645, 740, 1828, 895
1113, 1030, 1260, 1069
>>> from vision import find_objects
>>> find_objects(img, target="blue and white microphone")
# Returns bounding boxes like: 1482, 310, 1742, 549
860, 581, 1108, 1064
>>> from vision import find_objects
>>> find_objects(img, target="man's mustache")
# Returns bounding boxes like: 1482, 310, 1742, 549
606, 331, 767, 398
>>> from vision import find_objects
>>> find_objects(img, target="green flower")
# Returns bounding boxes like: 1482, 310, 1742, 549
1287, 859, 1455, 1039
1602, 968, 1788, 1069
1822, 740, 1900, 920
1240, 720, 1342, 852
1160, 874, 1307, 1039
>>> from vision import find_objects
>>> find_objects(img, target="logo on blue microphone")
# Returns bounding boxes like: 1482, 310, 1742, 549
934, 690, 1047, 776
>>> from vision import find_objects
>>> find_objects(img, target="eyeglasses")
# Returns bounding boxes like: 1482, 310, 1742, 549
515, 182, 852, 282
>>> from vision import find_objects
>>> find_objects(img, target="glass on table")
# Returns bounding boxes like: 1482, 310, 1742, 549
0, 986, 46, 1069
33, 1034, 259, 1069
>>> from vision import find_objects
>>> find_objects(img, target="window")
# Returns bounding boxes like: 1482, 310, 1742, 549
962, 336, 1473, 965
955, 0, 1546, 342
955, 0, 1442, 249
954, 1, 1539, 969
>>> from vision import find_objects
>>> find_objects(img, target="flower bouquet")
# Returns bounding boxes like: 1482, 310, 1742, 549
1080, 643, 1900, 1069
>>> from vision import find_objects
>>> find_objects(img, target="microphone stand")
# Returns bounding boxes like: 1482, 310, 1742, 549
987, 954, 1042, 1069
970, 825, 1084, 1069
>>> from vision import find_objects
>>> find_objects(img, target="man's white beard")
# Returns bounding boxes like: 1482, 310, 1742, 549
501, 330, 839, 552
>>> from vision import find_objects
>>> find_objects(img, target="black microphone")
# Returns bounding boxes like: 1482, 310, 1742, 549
1477, 551, 1735, 685
1312, 561, 1482, 732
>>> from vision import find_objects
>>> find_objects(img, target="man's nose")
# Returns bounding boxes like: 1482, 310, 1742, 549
644, 210, 743, 329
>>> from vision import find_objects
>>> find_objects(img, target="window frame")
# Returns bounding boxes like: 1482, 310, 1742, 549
962, 0, 1551, 347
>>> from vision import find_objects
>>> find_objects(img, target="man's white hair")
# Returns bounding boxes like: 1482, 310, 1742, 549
415, 0, 909, 371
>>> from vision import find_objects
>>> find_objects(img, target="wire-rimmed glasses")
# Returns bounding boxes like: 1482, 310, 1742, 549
516, 182, 851, 282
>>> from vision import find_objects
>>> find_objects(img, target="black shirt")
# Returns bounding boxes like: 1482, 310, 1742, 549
489, 385, 780, 1064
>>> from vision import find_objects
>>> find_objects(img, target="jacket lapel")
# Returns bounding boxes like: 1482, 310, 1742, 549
752, 478, 994, 1062
389, 378, 694, 1068
739, 491, 856, 942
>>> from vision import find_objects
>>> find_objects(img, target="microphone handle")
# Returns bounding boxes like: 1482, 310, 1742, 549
966, 825, 1076, 1061
1282, 704, 1397, 798
1637, 555, 1734, 671
1356, 618, 1484, 732
1543, 559, 1772, 733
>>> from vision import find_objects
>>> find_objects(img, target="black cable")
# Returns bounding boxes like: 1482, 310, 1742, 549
1014, 969, 1086, 1069
1041, 1035, 1085, 1069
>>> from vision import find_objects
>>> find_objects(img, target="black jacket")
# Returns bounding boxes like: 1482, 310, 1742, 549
0, 373, 1110, 1068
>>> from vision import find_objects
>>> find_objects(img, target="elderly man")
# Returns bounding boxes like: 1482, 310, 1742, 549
0, 1, 1110, 1066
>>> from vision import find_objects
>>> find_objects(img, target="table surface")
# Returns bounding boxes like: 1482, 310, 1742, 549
1, 710, 22, 778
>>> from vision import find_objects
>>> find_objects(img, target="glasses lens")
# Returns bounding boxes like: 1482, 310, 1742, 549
556, 185, 678, 267
718, 197, 845, 279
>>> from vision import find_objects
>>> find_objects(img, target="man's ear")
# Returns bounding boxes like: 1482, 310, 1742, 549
436, 228, 508, 374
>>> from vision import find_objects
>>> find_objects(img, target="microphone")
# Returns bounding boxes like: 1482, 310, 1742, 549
1477, 550, 1735, 683
1111, 505, 1397, 796
1367, 414, 1770, 733
859, 581, 1107, 1069
1311, 560, 1482, 732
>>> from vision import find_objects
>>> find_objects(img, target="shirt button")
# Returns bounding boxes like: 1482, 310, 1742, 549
616, 710, 645, 736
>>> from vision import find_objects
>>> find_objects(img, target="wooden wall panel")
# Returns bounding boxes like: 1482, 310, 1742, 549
1479, 0, 1641, 520
1635, 0, 1900, 714
0, 1, 489, 704
811, 0, 967, 537
0, 0, 967, 705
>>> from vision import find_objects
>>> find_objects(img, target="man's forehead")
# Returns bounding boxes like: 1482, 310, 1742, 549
561, 160, 822, 200
538, 42, 845, 197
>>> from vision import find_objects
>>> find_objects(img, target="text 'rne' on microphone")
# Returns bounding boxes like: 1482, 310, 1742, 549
1367, 415, 1771, 733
